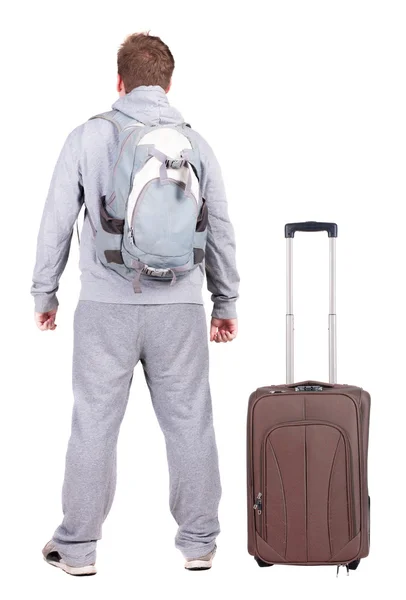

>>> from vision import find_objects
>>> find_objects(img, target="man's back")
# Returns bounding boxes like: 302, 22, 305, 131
32, 85, 238, 318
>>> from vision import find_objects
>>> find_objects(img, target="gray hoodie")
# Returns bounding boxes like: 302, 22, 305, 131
31, 86, 239, 319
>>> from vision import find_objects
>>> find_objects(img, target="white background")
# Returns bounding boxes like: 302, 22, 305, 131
1, 1, 405, 598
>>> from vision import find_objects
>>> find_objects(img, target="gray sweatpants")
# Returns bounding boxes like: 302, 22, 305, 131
52, 301, 221, 567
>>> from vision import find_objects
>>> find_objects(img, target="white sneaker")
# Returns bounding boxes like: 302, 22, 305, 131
184, 546, 216, 571
42, 540, 97, 576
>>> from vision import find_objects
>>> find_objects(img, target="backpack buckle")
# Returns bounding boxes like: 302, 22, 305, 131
141, 265, 171, 278
165, 159, 186, 169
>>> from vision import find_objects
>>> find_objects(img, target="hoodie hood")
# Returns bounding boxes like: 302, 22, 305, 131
112, 85, 185, 126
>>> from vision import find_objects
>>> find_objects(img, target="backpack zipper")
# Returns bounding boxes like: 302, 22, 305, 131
113, 129, 138, 176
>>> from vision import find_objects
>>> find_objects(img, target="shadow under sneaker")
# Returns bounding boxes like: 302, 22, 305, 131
42, 541, 96, 576
184, 546, 216, 571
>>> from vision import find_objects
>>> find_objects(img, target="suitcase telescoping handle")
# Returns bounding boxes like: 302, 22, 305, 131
285, 221, 338, 385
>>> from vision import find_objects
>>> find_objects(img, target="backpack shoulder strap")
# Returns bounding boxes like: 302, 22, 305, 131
88, 110, 134, 132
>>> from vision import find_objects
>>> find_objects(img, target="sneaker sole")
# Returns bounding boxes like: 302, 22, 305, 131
184, 558, 213, 571
44, 556, 97, 576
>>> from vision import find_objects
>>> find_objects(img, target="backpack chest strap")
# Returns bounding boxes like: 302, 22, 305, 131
149, 147, 192, 195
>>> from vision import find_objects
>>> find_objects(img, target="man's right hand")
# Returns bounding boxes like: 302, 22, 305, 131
35, 309, 58, 331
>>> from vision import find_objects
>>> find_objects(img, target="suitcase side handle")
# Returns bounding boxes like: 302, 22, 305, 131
285, 221, 338, 238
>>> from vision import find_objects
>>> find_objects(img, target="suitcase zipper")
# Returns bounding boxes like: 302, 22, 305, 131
253, 492, 263, 536
253, 492, 262, 514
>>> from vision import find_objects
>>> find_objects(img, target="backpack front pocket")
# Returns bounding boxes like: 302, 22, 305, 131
129, 179, 197, 259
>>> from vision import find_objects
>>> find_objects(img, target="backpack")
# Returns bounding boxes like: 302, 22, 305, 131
89, 110, 208, 292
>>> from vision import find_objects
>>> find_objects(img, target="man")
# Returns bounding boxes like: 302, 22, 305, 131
32, 32, 239, 576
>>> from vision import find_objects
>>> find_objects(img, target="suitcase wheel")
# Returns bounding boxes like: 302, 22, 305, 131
254, 556, 274, 568
347, 559, 361, 571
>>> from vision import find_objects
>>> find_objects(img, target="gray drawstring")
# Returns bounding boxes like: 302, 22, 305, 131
132, 269, 142, 293
131, 259, 146, 294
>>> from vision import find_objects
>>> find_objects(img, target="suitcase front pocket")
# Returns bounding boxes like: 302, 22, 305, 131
259, 420, 356, 563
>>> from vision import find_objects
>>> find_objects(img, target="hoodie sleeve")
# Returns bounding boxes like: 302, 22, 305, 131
199, 138, 240, 320
31, 128, 84, 313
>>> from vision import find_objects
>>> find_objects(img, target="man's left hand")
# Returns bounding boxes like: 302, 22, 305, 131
210, 318, 238, 343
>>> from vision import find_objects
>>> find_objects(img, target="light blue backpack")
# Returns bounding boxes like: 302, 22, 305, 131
90, 110, 208, 292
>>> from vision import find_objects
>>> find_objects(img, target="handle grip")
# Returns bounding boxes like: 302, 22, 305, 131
285, 221, 338, 238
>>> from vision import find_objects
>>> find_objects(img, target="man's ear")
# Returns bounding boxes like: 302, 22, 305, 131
117, 74, 126, 96
165, 79, 172, 94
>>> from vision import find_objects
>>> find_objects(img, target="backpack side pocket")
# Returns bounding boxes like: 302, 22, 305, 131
99, 196, 124, 234
95, 196, 129, 275
193, 198, 208, 265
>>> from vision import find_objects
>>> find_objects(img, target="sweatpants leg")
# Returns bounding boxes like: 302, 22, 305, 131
141, 304, 221, 559
52, 301, 141, 567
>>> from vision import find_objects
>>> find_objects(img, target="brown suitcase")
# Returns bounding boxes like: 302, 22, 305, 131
247, 222, 371, 573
